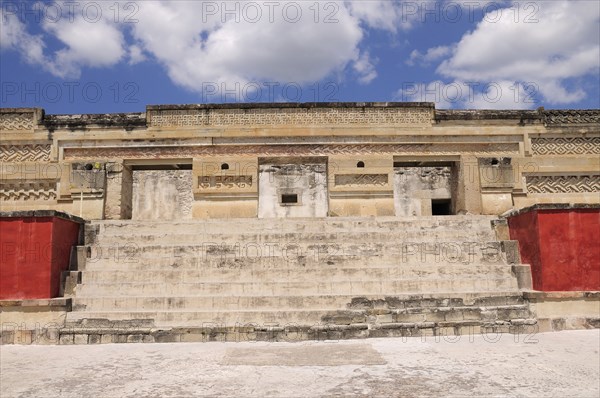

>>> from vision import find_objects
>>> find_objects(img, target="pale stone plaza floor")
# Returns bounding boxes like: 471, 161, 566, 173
1, 330, 599, 398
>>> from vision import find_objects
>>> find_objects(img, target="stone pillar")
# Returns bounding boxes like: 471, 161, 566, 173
454, 155, 482, 214
479, 157, 515, 215
103, 161, 132, 220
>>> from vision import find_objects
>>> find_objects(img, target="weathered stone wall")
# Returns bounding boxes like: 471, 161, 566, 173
258, 162, 328, 218
1, 104, 598, 219
132, 170, 192, 220
393, 167, 452, 216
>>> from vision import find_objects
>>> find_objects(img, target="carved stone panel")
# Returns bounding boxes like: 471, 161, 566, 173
531, 137, 600, 155
526, 175, 600, 194
0, 145, 52, 162
149, 107, 433, 128
335, 174, 388, 186
64, 143, 520, 160
0, 181, 57, 201
0, 113, 35, 131
198, 175, 253, 189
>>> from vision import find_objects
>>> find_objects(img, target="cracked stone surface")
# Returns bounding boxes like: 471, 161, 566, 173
1, 330, 598, 398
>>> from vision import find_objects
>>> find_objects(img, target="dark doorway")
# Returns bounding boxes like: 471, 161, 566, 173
431, 199, 452, 216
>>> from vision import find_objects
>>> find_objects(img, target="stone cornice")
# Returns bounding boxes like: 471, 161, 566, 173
1, 104, 598, 133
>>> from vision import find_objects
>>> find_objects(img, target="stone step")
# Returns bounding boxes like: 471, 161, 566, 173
79, 264, 515, 284
82, 254, 509, 271
89, 215, 497, 231
90, 214, 498, 230
91, 229, 496, 245
86, 241, 507, 264
65, 304, 531, 328
66, 309, 331, 327
67, 215, 525, 337
74, 278, 519, 297
71, 293, 525, 312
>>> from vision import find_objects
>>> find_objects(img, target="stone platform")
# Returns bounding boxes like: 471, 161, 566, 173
55, 215, 536, 343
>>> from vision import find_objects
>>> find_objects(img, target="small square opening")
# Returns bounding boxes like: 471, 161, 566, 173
281, 193, 298, 204
432, 199, 452, 215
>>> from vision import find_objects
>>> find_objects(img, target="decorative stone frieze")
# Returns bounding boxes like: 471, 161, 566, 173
543, 110, 600, 125
198, 175, 253, 189
531, 137, 600, 155
526, 175, 600, 194
149, 110, 208, 128
0, 145, 52, 162
149, 106, 433, 128
64, 143, 520, 160
0, 113, 35, 131
334, 174, 388, 186
0, 181, 57, 201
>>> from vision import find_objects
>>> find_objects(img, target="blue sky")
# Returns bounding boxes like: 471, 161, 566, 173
1, 0, 599, 114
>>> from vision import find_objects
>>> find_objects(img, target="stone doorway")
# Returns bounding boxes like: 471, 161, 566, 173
131, 164, 193, 220
258, 157, 328, 218
393, 161, 457, 216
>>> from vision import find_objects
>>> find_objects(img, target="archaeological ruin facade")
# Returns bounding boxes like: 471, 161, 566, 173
1, 103, 599, 344
1, 103, 598, 220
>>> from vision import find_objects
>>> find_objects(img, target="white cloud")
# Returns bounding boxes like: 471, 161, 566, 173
0, 11, 46, 66
346, 0, 413, 32
42, 15, 126, 78
2, 1, 401, 90
128, 1, 372, 92
406, 46, 452, 66
436, 1, 600, 105
353, 51, 378, 84
2, 1, 127, 78
3, 0, 422, 90
127, 45, 146, 66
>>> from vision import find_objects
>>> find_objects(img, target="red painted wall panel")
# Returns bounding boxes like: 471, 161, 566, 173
508, 207, 600, 291
50, 217, 81, 298
0, 216, 81, 299
508, 210, 543, 289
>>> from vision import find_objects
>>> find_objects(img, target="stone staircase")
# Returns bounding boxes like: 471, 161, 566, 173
62, 216, 535, 342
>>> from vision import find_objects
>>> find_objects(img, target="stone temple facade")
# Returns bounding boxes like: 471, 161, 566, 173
1, 103, 598, 220
0, 103, 599, 344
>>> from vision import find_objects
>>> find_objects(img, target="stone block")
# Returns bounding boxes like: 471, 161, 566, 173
497, 307, 530, 320
394, 312, 426, 323
375, 314, 393, 324
179, 332, 207, 343
142, 335, 155, 343
114, 334, 128, 343
462, 308, 483, 321
444, 311, 464, 322
32, 328, 60, 345
436, 326, 457, 337
153, 332, 180, 343
100, 334, 113, 344
88, 334, 101, 344
59, 334, 74, 345
1, 331, 15, 345
73, 334, 88, 345
126, 334, 145, 343
424, 310, 447, 322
